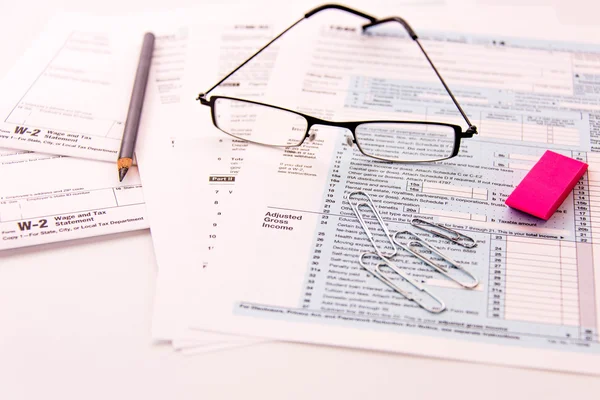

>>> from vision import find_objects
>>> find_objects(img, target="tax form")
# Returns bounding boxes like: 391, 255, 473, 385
0, 14, 192, 250
135, 21, 278, 347
0, 15, 149, 161
0, 16, 148, 250
182, 25, 600, 374
0, 153, 146, 250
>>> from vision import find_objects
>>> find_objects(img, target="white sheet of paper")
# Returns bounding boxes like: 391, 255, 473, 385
135, 19, 279, 347
178, 339, 267, 356
0, 13, 196, 251
0, 150, 147, 250
0, 14, 150, 161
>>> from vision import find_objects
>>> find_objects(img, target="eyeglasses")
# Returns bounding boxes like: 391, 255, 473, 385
196, 4, 478, 163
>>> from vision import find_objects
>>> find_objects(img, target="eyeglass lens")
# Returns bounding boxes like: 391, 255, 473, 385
214, 98, 308, 147
355, 122, 456, 162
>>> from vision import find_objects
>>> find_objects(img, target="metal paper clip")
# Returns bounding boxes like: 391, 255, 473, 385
347, 191, 397, 258
348, 191, 445, 313
359, 252, 446, 313
411, 218, 477, 249
393, 231, 479, 289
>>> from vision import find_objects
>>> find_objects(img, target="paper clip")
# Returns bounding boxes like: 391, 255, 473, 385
348, 191, 445, 313
393, 231, 479, 289
359, 252, 446, 313
411, 218, 477, 249
348, 191, 397, 258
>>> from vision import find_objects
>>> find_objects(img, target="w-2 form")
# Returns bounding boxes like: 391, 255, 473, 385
0, 15, 152, 161
0, 15, 191, 249
187, 25, 600, 374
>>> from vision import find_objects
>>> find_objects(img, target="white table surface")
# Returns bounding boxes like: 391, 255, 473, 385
1, 1, 600, 399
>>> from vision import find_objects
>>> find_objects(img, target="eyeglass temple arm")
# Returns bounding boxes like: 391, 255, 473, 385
363, 18, 477, 135
197, 4, 377, 105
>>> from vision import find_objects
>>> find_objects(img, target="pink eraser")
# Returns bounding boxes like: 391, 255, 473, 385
505, 150, 588, 220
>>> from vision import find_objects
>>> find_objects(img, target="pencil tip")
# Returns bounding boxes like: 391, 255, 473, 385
119, 167, 129, 182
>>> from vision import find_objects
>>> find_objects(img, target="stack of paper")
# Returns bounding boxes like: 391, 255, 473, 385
0, 14, 159, 250
0, 8, 277, 353
3, 5, 600, 372
137, 9, 600, 371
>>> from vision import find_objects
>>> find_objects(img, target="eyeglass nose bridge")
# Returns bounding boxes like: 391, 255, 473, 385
305, 119, 358, 146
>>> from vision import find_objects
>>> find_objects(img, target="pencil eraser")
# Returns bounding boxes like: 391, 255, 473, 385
505, 150, 588, 220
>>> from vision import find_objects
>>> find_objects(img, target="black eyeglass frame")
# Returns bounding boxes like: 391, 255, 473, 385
208, 95, 467, 162
197, 3, 478, 163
